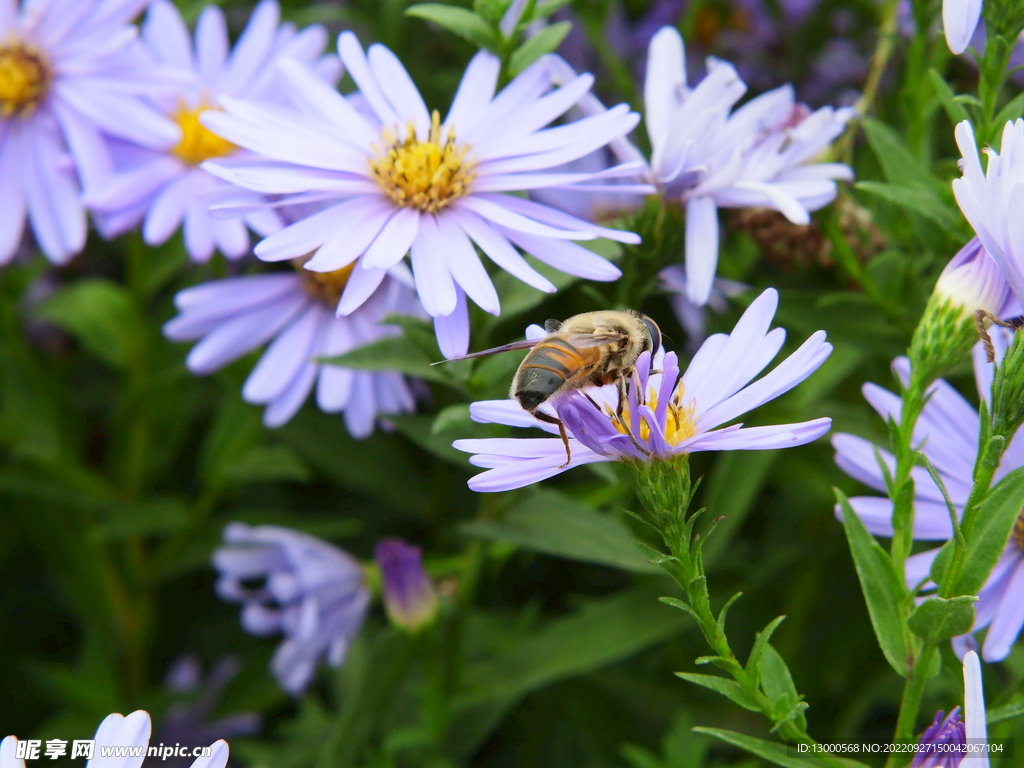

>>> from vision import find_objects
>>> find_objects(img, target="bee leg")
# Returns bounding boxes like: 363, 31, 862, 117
533, 410, 572, 467
975, 310, 1019, 362
615, 376, 627, 419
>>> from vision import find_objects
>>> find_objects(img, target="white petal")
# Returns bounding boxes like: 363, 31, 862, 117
943, 0, 982, 55
684, 196, 720, 305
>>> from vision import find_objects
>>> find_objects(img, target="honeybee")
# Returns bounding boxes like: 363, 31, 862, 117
438, 310, 662, 465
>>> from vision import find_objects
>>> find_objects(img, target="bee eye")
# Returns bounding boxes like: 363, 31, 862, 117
641, 317, 661, 356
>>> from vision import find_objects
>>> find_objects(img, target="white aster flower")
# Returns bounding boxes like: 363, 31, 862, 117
454, 288, 832, 492
84, 0, 340, 262
953, 119, 1024, 308
164, 263, 422, 432
643, 26, 854, 305
943, 0, 984, 55
1, 710, 228, 768
200, 32, 649, 358
0, 0, 180, 265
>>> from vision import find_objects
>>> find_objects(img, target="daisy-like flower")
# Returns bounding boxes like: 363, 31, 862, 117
199, 32, 651, 358
453, 288, 832, 492
832, 329, 1024, 662
911, 650, 989, 767
84, 0, 340, 262
659, 264, 748, 349
932, 237, 1013, 321
0, 710, 228, 768
943, 0, 984, 55
164, 258, 421, 432
644, 26, 854, 305
213, 522, 370, 695
953, 119, 1024, 308
0, 0, 181, 265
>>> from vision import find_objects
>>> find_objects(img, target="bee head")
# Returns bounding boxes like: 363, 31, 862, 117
639, 315, 661, 356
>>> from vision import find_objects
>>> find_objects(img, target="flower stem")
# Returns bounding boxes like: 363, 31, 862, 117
889, 370, 928, 577
886, 642, 938, 768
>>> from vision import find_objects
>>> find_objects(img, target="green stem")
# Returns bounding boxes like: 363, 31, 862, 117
885, 642, 938, 768
889, 372, 927, 577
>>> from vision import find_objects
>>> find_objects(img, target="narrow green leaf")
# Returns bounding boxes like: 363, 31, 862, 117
759, 643, 805, 731
746, 615, 786, 684
836, 489, 909, 676
91, 498, 189, 540
988, 697, 1024, 724
658, 596, 698, 619
508, 22, 571, 76
928, 69, 970, 125
319, 335, 460, 388
472, 0, 507, 25
675, 672, 761, 712
951, 466, 1024, 596
854, 181, 960, 232
460, 489, 661, 572
37, 278, 137, 369
907, 596, 977, 642
693, 727, 870, 768
217, 444, 311, 484
405, 4, 500, 49
861, 117, 932, 185
992, 91, 1024, 132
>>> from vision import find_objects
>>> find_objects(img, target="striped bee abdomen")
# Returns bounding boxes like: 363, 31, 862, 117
513, 339, 601, 410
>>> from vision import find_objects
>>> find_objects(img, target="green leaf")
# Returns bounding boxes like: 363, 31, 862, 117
675, 672, 761, 711
481, 256, 579, 335
861, 117, 931, 186
37, 278, 137, 369
460, 489, 662, 572
746, 616, 787, 689
319, 335, 461, 388
836, 489, 909, 676
693, 727, 870, 768
405, 4, 500, 49
928, 69, 970, 126
391, 413, 473, 465
854, 181, 961, 232
951, 466, 1024, 596
991, 91, 1024, 133
508, 22, 571, 76
472, 0, 507, 24
279, 410, 433, 516
91, 498, 189, 540
988, 697, 1024, 724
530, 0, 573, 22
907, 596, 977, 642
760, 643, 806, 730
449, 583, 690, 758
217, 444, 311, 484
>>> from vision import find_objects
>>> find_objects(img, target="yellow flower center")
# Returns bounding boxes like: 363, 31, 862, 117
1013, 511, 1024, 551
606, 380, 697, 446
292, 257, 357, 307
0, 39, 50, 118
172, 103, 237, 165
369, 110, 475, 213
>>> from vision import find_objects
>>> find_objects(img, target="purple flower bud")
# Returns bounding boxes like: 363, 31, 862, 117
935, 238, 1013, 320
375, 538, 438, 632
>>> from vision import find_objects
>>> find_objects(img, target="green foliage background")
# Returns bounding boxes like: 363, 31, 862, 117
4, 0, 1024, 766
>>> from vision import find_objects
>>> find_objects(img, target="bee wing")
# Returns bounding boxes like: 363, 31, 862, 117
564, 331, 629, 348
431, 338, 541, 364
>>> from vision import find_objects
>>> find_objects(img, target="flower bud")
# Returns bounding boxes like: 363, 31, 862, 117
375, 538, 438, 632
910, 238, 1012, 384
934, 238, 1011, 319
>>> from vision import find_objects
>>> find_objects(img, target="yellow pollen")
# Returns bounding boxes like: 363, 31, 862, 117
1013, 511, 1024, 551
292, 257, 357, 307
605, 380, 697, 446
369, 110, 474, 213
0, 39, 50, 118
172, 103, 237, 165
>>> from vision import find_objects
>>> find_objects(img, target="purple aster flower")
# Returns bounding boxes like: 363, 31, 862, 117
164, 262, 422, 432
84, 0, 340, 262
832, 329, 1024, 662
199, 32, 652, 358
0, 0, 181, 266
659, 265, 748, 350
375, 538, 438, 632
911, 651, 989, 767
156, 656, 261, 766
1, 710, 229, 768
933, 237, 1014, 320
454, 288, 832, 492
953, 120, 1024, 309
643, 26, 854, 305
212, 522, 370, 695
